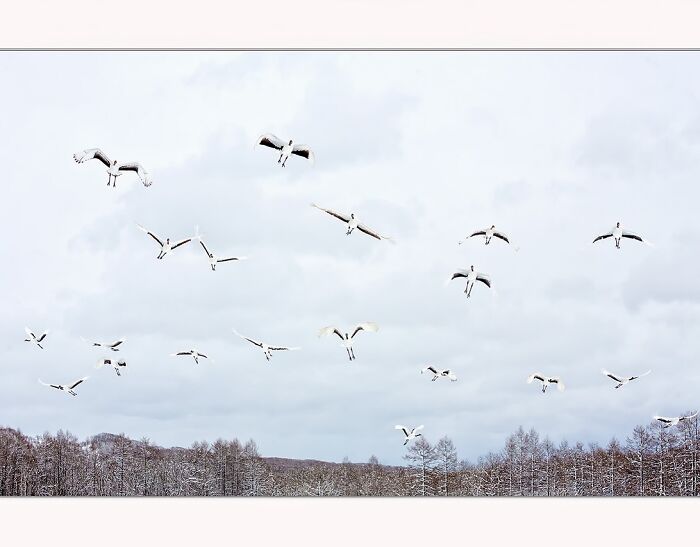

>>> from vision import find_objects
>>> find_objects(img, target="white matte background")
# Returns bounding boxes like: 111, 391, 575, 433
2, 0, 699, 545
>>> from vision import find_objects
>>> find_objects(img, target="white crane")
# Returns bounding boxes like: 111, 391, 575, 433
602, 369, 651, 389
73, 148, 152, 187
311, 203, 394, 242
527, 373, 565, 393
38, 377, 88, 396
96, 358, 127, 376
448, 266, 491, 298
232, 329, 300, 361
421, 366, 457, 382
136, 224, 194, 260
653, 412, 698, 428
318, 322, 378, 361
459, 225, 511, 246
199, 239, 247, 271
593, 222, 649, 249
395, 425, 424, 446
81, 337, 125, 352
24, 327, 49, 349
256, 134, 314, 167
171, 349, 209, 365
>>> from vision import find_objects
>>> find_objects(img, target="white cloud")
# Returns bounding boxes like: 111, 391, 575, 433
2, 52, 699, 464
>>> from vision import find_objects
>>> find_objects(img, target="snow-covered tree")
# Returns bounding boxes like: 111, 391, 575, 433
434, 436, 458, 496
403, 437, 437, 496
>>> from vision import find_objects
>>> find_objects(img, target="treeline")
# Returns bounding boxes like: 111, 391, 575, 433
1, 416, 699, 496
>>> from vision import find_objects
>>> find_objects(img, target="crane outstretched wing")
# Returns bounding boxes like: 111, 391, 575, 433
311, 203, 352, 223
291, 144, 314, 163
170, 238, 192, 250
493, 231, 510, 244
476, 274, 491, 288
653, 416, 673, 424
450, 270, 470, 281
394, 425, 409, 437
549, 378, 565, 391
621, 231, 644, 242
269, 346, 301, 351
351, 322, 378, 338
602, 369, 623, 383
256, 134, 285, 150
137, 224, 163, 247
233, 329, 263, 348
318, 326, 345, 340
119, 162, 153, 187
74, 148, 111, 167
68, 377, 87, 390
593, 232, 613, 243
630, 370, 652, 381
108, 339, 125, 349
357, 223, 394, 243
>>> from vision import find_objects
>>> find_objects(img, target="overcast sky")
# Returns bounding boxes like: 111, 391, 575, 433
1, 52, 699, 464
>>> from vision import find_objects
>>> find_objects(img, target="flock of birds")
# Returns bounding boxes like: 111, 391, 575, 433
21, 133, 695, 450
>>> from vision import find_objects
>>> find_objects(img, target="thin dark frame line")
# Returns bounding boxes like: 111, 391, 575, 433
1, 48, 700, 52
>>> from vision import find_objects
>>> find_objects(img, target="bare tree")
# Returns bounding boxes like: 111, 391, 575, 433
4, 419, 700, 497
627, 425, 653, 496
434, 436, 458, 496
404, 437, 437, 496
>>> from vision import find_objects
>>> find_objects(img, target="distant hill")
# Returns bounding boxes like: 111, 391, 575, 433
87, 432, 379, 470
